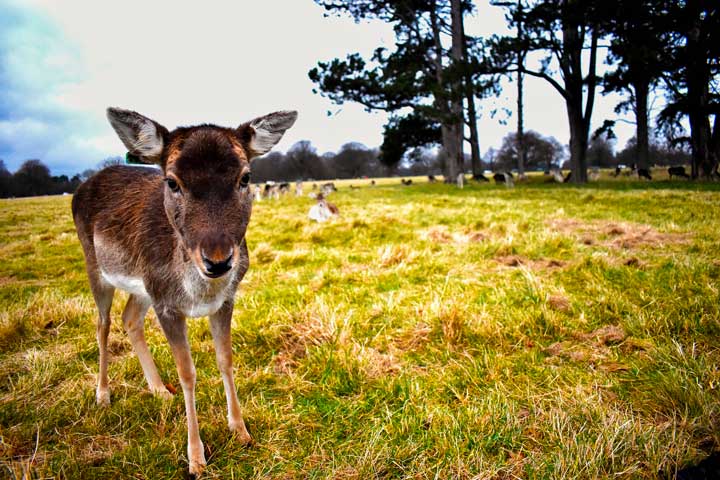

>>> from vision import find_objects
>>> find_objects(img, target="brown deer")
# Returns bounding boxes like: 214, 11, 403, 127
72, 107, 297, 475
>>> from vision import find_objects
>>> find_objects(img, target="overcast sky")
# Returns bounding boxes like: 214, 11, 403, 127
0, 0, 637, 176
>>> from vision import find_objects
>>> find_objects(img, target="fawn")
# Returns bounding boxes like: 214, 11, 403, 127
72, 107, 296, 475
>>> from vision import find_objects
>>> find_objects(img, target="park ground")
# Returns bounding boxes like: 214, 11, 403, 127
1, 171, 719, 478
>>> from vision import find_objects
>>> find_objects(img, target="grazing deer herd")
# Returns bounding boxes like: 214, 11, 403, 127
73, 109, 696, 474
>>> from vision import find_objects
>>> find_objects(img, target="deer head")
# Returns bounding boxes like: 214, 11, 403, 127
106, 107, 297, 279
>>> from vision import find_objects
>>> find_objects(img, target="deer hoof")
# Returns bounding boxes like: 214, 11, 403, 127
151, 387, 174, 401
230, 420, 253, 446
96, 388, 110, 406
188, 445, 206, 477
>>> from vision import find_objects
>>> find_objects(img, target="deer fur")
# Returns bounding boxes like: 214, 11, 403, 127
72, 107, 297, 476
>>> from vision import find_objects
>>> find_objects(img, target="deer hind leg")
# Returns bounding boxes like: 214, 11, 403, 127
210, 305, 252, 445
90, 282, 114, 406
122, 295, 172, 399
159, 314, 206, 476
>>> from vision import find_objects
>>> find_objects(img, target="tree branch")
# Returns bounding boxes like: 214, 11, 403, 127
504, 67, 568, 100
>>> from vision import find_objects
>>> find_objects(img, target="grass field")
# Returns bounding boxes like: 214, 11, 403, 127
1, 174, 720, 479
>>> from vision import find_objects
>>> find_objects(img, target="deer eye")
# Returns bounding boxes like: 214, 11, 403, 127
239, 172, 251, 188
165, 177, 181, 193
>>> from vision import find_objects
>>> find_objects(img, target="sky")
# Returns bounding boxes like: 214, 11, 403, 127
0, 0, 637, 176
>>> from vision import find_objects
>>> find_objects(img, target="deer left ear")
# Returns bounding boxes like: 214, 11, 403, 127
237, 110, 297, 158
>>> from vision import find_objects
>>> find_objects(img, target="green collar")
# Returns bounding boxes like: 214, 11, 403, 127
125, 152, 142, 165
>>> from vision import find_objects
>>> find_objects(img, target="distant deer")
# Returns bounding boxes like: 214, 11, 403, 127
253, 184, 263, 202
308, 192, 339, 222
72, 107, 297, 476
668, 166, 690, 179
494, 172, 514, 187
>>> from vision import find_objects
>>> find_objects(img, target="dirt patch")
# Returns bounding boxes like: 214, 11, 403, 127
378, 244, 417, 267
422, 226, 453, 243
574, 324, 626, 344
545, 325, 631, 366
495, 255, 567, 271
353, 344, 401, 378
420, 226, 489, 245
465, 231, 489, 242
547, 218, 690, 250
623, 257, 644, 267
77, 435, 127, 466
547, 294, 571, 313
395, 322, 432, 352
273, 316, 343, 374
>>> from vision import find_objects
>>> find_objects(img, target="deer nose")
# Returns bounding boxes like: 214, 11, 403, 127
201, 250, 233, 278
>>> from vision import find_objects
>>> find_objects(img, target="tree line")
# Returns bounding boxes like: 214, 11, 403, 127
0, 159, 83, 198
1, 128, 693, 198
309, 0, 718, 183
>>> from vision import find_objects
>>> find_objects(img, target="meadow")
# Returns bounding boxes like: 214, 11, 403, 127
1, 173, 719, 479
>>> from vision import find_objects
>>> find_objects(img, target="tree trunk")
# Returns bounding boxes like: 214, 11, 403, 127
516, 0, 526, 179
711, 113, 720, 176
567, 101, 588, 183
557, 0, 599, 184
466, 90, 482, 177
450, 0, 465, 183
561, 21, 588, 184
685, 0, 713, 179
634, 78, 650, 171
430, 3, 459, 182
689, 112, 713, 178
517, 51, 526, 178
462, 18, 482, 177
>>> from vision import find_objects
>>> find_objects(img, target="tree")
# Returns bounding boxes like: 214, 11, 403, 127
12, 159, 53, 197
251, 151, 285, 183
599, 0, 672, 175
380, 113, 442, 165
333, 142, 378, 179
0, 160, 12, 198
495, 130, 564, 171
98, 156, 125, 169
491, 0, 531, 179
309, 0, 482, 183
463, 26, 483, 178
586, 136, 616, 168
286, 140, 329, 180
659, 1, 719, 178
80, 169, 97, 182
616, 136, 692, 167
488, 0, 607, 183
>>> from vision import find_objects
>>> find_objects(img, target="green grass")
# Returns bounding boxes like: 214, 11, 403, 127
1, 175, 720, 479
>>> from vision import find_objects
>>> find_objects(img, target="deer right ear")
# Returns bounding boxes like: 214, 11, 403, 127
106, 107, 168, 164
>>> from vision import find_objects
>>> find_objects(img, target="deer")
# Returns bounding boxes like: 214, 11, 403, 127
72, 107, 297, 476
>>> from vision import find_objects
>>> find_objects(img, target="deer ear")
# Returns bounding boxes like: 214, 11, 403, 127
106, 107, 168, 164
238, 110, 297, 158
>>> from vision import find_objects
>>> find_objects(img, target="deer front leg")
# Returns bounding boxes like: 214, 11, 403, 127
210, 303, 252, 445
122, 295, 172, 399
158, 311, 206, 476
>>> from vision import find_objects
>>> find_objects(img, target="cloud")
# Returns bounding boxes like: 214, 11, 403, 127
0, 0, 111, 175
0, 0, 399, 175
